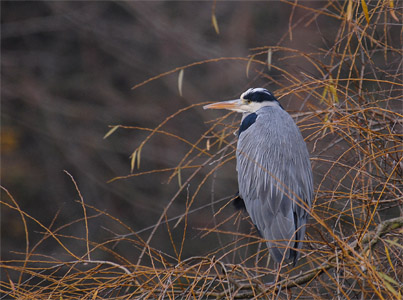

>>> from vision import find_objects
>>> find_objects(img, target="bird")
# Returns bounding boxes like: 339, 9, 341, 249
204, 88, 313, 264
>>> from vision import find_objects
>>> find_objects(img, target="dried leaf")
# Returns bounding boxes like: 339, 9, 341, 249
174, 213, 184, 229
103, 125, 119, 139
246, 55, 254, 78
218, 129, 225, 149
206, 139, 210, 151
178, 69, 184, 97
212, 14, 220, 34
8, 277, 15, 291
329, 123, 334, 134
267, 48, 272, 71
177, 167, 182, 188
346, 0, 353, 22
361, 0, 370, 24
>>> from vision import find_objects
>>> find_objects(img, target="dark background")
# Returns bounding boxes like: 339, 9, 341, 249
1, 1, 352, 262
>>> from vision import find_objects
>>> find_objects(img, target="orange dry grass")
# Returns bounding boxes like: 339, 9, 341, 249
1, 1, 402, 299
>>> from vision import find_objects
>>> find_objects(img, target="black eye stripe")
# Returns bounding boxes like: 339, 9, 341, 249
242, 88, 278, 103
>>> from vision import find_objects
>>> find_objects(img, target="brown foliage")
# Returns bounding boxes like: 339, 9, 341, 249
1, 1, 402, 299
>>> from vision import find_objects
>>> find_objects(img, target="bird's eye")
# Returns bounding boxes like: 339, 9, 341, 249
245, 100, 252, 104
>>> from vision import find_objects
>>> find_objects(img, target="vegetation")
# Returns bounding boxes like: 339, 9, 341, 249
1, 1, 402, 299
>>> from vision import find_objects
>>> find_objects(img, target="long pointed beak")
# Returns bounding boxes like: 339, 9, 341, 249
203, 99, 243, 111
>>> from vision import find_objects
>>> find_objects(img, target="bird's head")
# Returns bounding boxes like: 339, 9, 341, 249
203, 88, 280, 113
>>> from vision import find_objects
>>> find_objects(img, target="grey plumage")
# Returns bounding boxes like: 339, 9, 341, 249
237, 106, 313, 263
204, 88, 313, 264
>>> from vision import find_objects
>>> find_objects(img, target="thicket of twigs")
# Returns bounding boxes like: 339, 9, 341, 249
1, 1, 402, 299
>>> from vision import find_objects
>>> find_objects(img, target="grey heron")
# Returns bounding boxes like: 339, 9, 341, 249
204, 88, 313, 264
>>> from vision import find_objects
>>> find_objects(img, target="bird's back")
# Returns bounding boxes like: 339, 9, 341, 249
236, 106, 313, 263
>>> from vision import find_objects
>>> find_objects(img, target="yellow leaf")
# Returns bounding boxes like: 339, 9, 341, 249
378, 271, 399, 286
130, 150, 137, 172
103, 125, 119, 139
389, 0, 399, 22
385, 245, 396, 273
329, 82, 339, 104
321, 114, 329, 137
178, 69, 184, 97
212, 14, 220, 34
385, 238, 403, 249
383, 281, 399, 298
361, 0, 370, 24
206, 139, 210, 151
321, 86, 328, 104
136, 145, 142, 170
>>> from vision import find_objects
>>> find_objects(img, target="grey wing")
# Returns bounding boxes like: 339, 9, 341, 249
236, 110, 313, 263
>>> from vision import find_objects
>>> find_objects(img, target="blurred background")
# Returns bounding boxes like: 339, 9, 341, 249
2, 1, 399, 266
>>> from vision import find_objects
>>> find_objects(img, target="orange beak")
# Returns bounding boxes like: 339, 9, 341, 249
203, 99, 244, 112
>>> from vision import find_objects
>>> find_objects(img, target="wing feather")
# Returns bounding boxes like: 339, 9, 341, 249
236, 106, 313, 263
